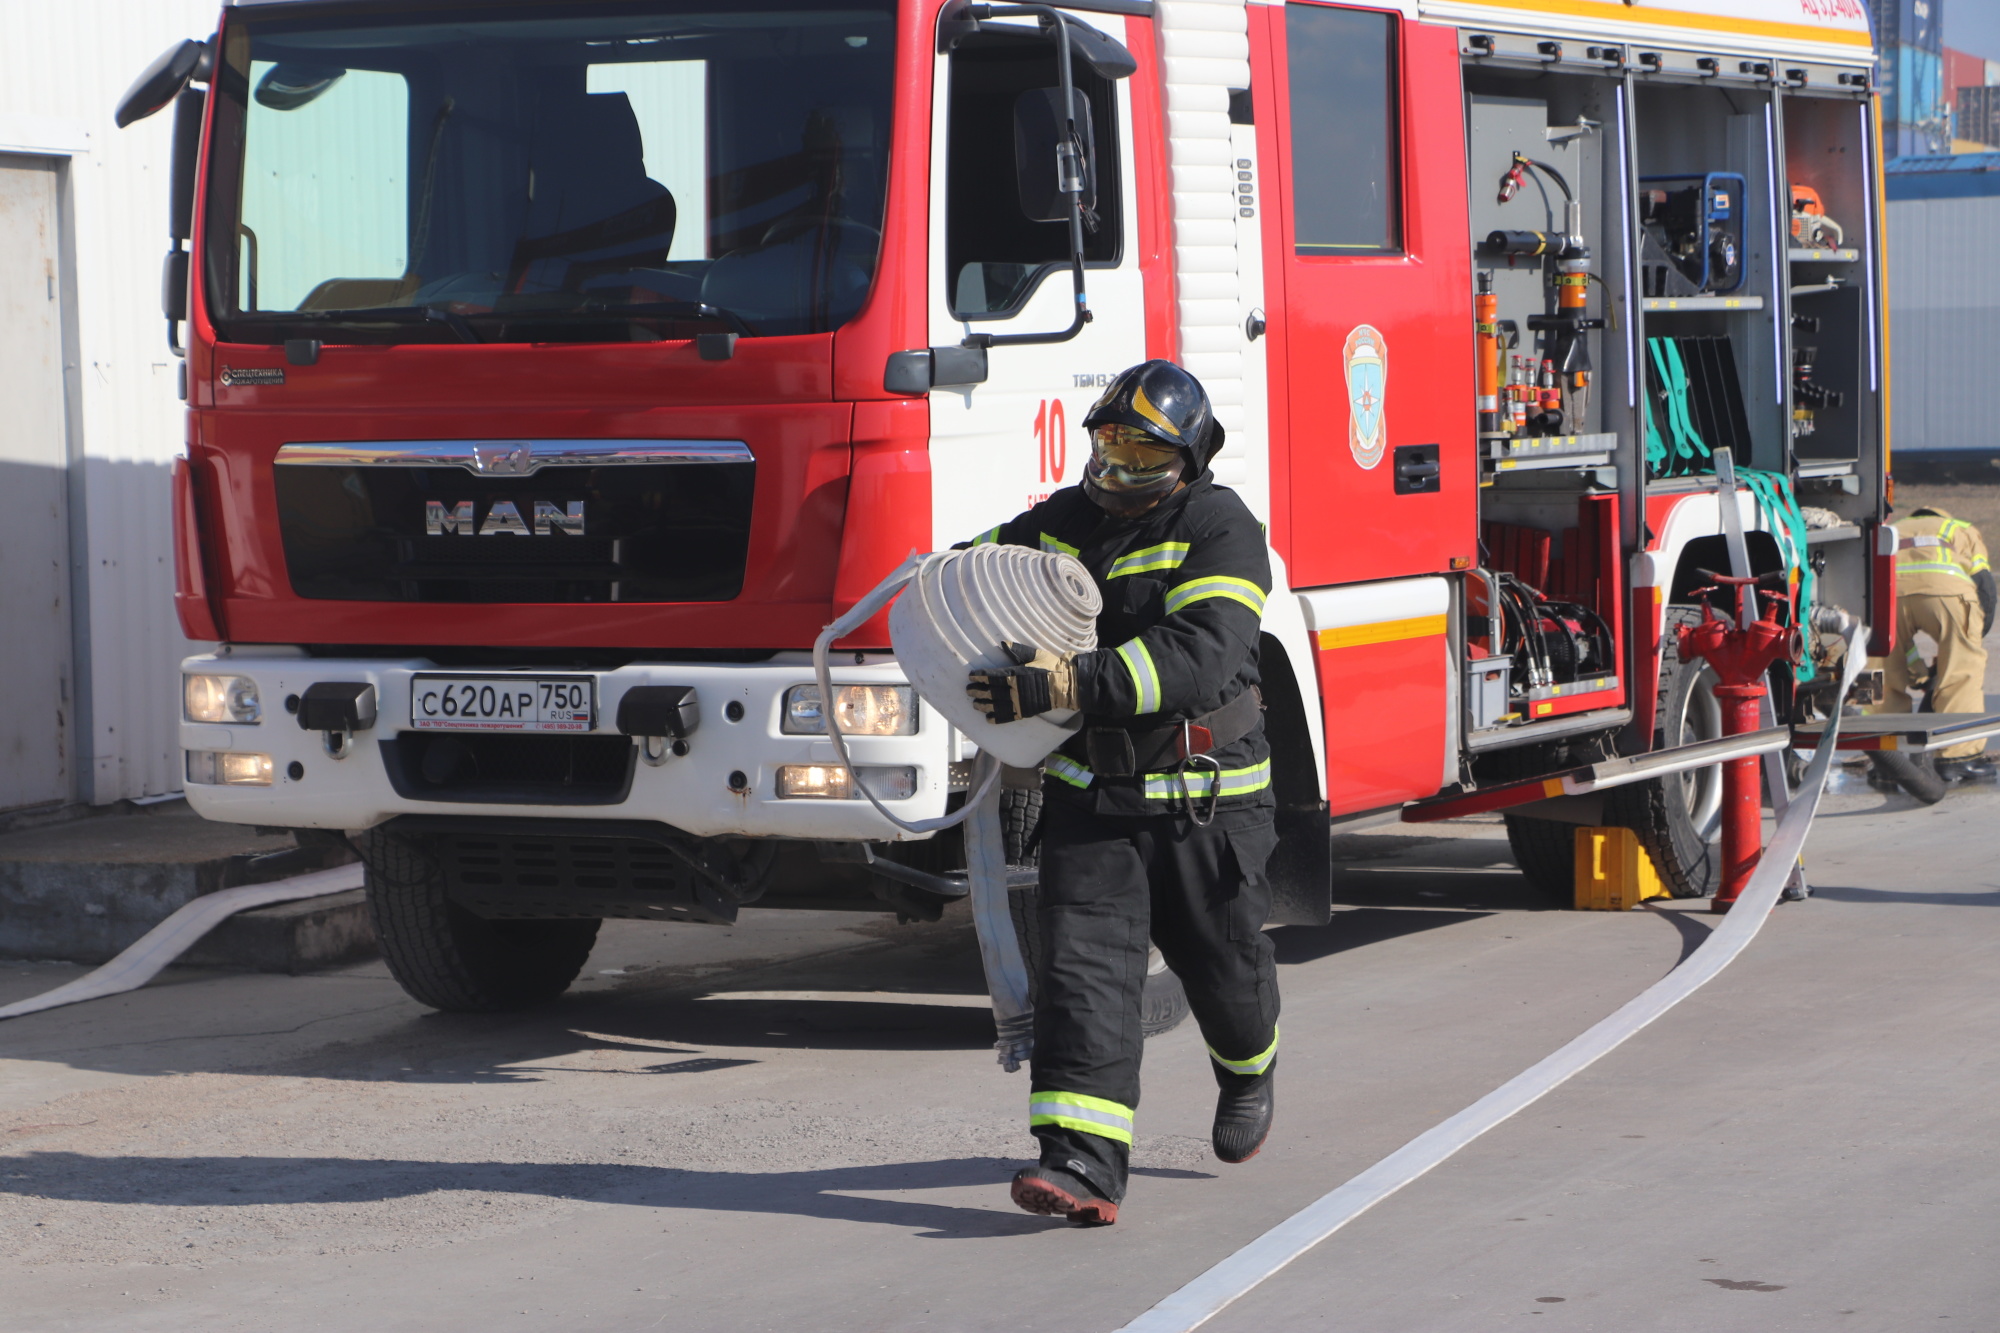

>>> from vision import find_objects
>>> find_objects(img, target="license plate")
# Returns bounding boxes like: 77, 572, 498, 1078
410, 674, 595, 732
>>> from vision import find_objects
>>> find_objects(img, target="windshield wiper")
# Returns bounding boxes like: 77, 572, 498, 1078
286, 304, 482, 344
495, 299, 759, 339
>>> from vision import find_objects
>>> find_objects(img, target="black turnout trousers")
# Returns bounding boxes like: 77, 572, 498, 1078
1028, 799, 1281, 1202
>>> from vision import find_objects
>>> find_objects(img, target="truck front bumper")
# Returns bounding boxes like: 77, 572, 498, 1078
177, 650, 962, 840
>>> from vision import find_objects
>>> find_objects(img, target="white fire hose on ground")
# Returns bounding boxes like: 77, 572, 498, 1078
0, 863, 366, 1021
812, 544, 1103, 1071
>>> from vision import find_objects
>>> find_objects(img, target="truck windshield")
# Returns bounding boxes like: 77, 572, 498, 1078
204, 2, 895, 344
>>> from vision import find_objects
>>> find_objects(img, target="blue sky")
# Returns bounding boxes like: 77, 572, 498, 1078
1949, 1, 2000, 62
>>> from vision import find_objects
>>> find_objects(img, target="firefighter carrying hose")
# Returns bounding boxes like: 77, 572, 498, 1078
1883, 506, 1996, 782
962, 361, 1278, 1226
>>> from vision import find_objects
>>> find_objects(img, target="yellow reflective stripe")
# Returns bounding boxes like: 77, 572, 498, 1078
1032, 1089, 1131, 1117
1107, 541, 1191, 579
1029, 1114, 1134, 1145
1209, 1026, 1279, 1076
1165, 575, 1267, 617
1939, 519, 1968, 539
1029, 1090, 1134, 1145
1316, 614, 1449, 650
1973, 555, 1992, 573
1039, 532, 1080, 557
1116, 638, 1162, 714
1140, 759, 1273, 799
970, 526, 1002, 546
1046, 754, 1094, 788
1901, 561, 1974, 580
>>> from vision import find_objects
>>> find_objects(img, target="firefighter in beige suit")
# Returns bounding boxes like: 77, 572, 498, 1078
1882, 507, 1996, 781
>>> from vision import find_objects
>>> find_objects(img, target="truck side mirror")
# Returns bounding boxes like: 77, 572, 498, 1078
160, 88, 207, 359
169, 89, 205, 243
1014, 87, 1095, 223
939, 2, 1136, 81
162, 250, 190, 326
115, 38, 210, 128
1054, 17, 1136, 81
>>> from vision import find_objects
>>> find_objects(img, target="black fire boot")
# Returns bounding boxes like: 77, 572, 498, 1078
1939, 756, 1998, 783
1010, 1161, 1119, 1225
1212, 1060, 1276, 1164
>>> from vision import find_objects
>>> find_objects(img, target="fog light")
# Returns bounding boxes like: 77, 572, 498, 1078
776, 764, 917, 800
782, 684, 916, 736
185, 674, 261, 724
186, 750, 275, 786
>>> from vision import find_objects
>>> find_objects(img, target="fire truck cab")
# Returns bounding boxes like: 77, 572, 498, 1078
128, 0, 1886, 1009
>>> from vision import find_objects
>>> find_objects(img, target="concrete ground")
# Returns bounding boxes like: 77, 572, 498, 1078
2, 758, 1995, 1332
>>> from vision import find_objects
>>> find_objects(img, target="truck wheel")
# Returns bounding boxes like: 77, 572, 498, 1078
1504, 814, 1578, 905
1609, 607, 1722, 899
1004, 784, 1046, 997
358, 831, 600, 1012
1001, 783, 1043, 865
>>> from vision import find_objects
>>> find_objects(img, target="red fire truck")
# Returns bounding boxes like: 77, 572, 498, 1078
122, 0, 1887, 1009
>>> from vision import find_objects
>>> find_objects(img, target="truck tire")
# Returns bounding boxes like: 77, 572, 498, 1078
1002, 784, 1043, 866
1608, 607, 1722, 899
1504, 814, 1577, 905
358, 831, 600, 1012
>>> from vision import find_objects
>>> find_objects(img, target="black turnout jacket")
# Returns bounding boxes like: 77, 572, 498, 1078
970, 474, 1273, 816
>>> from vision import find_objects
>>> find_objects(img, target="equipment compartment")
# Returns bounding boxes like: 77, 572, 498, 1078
1462, 63, 1634, 738
1781, 90, 1881, 515
1631, 78, 1787, 478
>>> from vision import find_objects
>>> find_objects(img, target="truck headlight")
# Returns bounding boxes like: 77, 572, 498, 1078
185, 674, 261, 724
186, 750, 275, 786
781, 684, 916, 736
776, 764, 917, 800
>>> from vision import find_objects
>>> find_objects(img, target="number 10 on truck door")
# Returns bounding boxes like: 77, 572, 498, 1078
1035, 399, 1068, 484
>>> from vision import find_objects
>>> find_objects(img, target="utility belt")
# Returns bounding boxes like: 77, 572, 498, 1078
1077, 686, 1263, 778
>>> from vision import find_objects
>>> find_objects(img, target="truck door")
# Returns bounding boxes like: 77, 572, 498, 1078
926, 8, 1149, 544
1249, 4, 1474, 585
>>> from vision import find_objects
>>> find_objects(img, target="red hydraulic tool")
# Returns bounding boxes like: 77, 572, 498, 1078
1676, 571, 1800, 913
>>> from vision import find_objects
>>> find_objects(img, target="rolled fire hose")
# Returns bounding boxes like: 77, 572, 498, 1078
812, 545, 1102, 1071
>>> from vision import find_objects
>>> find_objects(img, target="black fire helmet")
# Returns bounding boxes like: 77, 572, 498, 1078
1080, 359, 1226, 472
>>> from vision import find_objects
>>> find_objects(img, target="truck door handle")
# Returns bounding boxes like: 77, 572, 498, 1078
1393, 443, 1441, 495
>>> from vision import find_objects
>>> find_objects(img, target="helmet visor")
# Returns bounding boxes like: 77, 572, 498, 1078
1089, 425, 1182, 493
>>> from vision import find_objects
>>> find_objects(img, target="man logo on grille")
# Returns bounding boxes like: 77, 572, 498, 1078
426, 500, 585, 536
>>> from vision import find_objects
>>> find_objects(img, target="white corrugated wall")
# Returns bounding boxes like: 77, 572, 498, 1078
1157, 0, 1263, 510
0, 0, 219, 805
1886, 191, 2000, 455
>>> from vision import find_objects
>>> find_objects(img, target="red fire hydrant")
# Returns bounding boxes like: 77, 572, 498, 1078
1675, 572, 1799, 913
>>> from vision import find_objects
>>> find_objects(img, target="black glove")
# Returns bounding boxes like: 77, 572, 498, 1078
967, 643, 1077, 724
